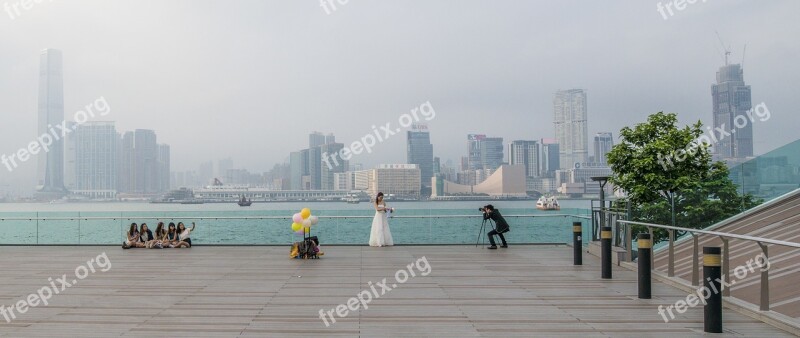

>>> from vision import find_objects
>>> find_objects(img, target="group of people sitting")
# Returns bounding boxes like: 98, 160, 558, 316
123, 221, 196, 249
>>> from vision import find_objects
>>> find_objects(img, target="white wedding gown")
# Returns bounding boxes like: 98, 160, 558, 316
369, 203, 394, 247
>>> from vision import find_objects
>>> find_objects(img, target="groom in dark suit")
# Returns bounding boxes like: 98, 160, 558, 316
482, 205, 510, 249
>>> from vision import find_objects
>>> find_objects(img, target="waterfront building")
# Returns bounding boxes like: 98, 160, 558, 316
541, 138, 560, 177
431, 164, 526, 198
554, 89, 589, 170
72, 122, 118, 199
407, 124, 434, 191
509, 140, 540, 178
367, 164, 421, 199
321, 142, 347, 190
36, 49, 67, 194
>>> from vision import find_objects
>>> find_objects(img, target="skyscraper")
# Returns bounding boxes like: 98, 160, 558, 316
509, 140, 540, 177
593, 132, 614, 164
73, 122, 118, 199
540, 138, 560, 176
467, 134, 485, 170
407, 124, 434, 189
289, 151, 306, 190
712, 63, 752, 159
480, 137, 504, 171
133, 129, 158, 194
321, 142, 347, 190
158, 144, 171, 192
554, 89, 589, 170
36, 49, 67, 193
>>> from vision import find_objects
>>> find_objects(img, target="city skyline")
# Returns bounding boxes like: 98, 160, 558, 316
1, 1, 799, 195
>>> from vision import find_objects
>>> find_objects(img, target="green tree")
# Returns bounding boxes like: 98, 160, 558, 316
606, 112, 759, 243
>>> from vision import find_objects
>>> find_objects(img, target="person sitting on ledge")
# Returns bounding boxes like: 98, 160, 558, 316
123, 223, 141, 249
139, 223, 156, 248
176, 222, 196, 248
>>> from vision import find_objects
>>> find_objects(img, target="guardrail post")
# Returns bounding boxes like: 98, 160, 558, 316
703, 246, 722, 333
601, 226, 612, 279
757, 242, 769, 311
692, 233, 699, 286
720, 236, 730, 297
573, 221, 582, 265
638, 233, 652, 299
668, 229, 675, 277
648, 227, 654, 270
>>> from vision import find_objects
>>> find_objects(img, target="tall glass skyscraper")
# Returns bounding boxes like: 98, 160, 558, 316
593, 132, 614, 164
36, 49, 67, 193
540, 138, 560, 177
407, 124, 433, 189
73, 122, 118, 199
554, 89, 589, 170
712, 63, 752, 159
480, 137, 504, 171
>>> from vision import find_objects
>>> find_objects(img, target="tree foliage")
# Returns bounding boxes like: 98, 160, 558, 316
606, 112, 760, 243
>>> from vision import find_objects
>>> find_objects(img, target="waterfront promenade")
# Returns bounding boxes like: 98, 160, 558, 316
0, 245, 791, 337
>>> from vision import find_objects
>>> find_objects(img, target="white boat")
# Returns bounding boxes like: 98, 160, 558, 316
536, 196, 560, 210
345, 196, 360, 204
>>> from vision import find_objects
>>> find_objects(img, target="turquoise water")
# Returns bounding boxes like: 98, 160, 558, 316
0, 200, 592, 245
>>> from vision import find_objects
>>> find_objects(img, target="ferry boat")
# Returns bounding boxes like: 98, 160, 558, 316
536, 196, 560, 210
237, 195, 252, 207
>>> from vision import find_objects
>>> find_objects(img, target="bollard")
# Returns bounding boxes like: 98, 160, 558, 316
573, 222, 582, 265
601, 226, 612, 279
703, 247, 722, 333
637, 233, 652, 299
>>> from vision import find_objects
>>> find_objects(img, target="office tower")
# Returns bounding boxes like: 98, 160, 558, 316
36, 49, 67, 193
367, 164, 421, 199
64, 122, 77, 191
118, 132, 135, 193
433, 157, 441, 175
554, 89, 589, 169
325, 133, 336, 145
309, 131, 327, 148
480, 137, 504, 171
509, 140, 540, 177
289, 151, 305, 190
198, 161, 213, 186
593, 132, 614, 164
158, 144, 170, 192
467, 134, 485, 170
407, 124, 434, 189
218, 157, 233, 180
306, 147, 322, 190
134, 130, 157, 193
73, 122, 118, 199
540, 138, 560, 177
712, 63, 752, 158
321, 142, 347, 190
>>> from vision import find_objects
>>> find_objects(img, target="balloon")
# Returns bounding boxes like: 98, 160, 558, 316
301, 208, 311, 219
302, 219, 311, 227
309, 215, 319, 225
292, 213, 303, 223
291, 222, 302, 232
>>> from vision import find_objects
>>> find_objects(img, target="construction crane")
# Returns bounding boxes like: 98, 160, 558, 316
715, 30, 732, 65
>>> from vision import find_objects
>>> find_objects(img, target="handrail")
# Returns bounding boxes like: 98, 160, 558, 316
618, 220, 800, 249
0, 214, 591, 221
617, 219, 800, 312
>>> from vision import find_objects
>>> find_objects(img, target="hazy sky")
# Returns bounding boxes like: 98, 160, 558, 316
1, 0, 799, 193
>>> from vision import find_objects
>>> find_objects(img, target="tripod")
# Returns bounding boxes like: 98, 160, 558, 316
475, 217, 496, 248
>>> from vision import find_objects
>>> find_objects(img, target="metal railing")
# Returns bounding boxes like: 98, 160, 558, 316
618, 220, 800, 311
0, 213, 591, 246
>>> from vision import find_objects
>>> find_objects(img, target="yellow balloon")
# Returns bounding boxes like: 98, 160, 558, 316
301, 208, 311, 219
291, 223, 302, 232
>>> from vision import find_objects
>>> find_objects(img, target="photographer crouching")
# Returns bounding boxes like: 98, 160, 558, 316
481, 204, 510, 249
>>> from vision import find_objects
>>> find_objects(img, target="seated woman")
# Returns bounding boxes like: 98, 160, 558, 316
148, 222, 167, 249
166, 222, 180, 248
139, 223, 156, 248
177, 222, 196, 248
123, 223, 141, 248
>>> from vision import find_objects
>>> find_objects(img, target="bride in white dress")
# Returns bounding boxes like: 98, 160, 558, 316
369, 192, 394, 247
